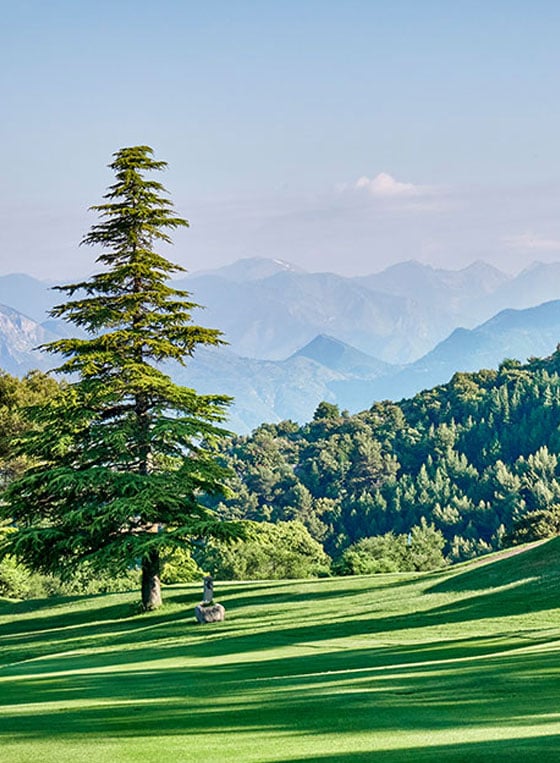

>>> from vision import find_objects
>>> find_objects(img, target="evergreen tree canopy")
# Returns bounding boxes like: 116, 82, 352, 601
0, 146, 242, 609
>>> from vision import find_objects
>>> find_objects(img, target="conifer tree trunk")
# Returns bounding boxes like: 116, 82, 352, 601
141, 550, 162, 610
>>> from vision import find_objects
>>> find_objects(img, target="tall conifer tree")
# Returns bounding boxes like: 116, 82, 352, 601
1, 146, 240, 609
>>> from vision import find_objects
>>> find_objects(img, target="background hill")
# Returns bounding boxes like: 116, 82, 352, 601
342, 299, 560, 408
180, 269, 437, 363
169, 337, 393, 432
211, 349, 560, 561
0, 304, 58, 375
356, 259, 509, 325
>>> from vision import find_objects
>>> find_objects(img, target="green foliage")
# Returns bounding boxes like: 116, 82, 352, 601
313, 401, 341, 420
0, 370, 59, 488
337, 533, 406, 574
0, 146, 242, 608
507, 504, 560, 544
206, 349, 560, 564
0, 556, 39, 600
0, 554, 139, 600
160, 547, 204, 584
337, 518, 446, 575
196, 520, 331, 580
407, 517, 447, 570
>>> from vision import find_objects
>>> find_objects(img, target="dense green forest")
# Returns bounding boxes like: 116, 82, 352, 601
3, 348, 560, 593
203, 350, 560, 571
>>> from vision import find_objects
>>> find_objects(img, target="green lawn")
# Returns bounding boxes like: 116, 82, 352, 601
1, 539, 560, 762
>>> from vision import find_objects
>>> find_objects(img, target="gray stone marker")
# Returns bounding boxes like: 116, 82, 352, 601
195, 574, 225, 624
202, 575, 214, 604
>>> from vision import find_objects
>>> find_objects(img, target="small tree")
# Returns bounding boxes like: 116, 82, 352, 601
0, 146, 241, 609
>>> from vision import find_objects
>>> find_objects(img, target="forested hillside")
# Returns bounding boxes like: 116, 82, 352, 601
207, 349, 560, 567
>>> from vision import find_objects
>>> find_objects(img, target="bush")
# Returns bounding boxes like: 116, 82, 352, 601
0, 556, 44, 599
506, 505, 560, 545
337, 533, 405, 575
195, 520, 331, 580
337, 519, 446, 575
0, 555, 140, 600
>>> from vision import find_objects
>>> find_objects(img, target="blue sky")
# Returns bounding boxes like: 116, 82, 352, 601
2, 1, 560, 278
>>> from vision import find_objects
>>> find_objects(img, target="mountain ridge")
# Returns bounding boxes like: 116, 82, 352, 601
4, 258, 560, 430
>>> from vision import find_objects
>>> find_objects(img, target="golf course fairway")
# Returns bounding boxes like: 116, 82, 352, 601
1, 538, 559, 762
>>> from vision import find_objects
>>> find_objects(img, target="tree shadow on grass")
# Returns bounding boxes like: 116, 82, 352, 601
1, 570, 553, 679
0, 593, 205, 670
3, 538, 559, 682
1, 644, 559, 751
153, 578, 550, 664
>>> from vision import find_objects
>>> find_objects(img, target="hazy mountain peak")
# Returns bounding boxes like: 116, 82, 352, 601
0, 273, 54, 323
522, 260, 547, 273
0, 304, 58, 375
459, 260, 507, 276
291, 334, 389, 377
377, 259, 433, 275
191, 256, 306, 282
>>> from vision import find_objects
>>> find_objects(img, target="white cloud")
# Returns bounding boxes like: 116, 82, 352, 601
354, 172, 420, 197
503, 232, 560, 251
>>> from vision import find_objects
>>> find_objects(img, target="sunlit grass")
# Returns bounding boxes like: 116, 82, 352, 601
1, 539, 560, 761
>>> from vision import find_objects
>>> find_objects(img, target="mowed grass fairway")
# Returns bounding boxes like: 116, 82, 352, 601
1, 540, 560, 762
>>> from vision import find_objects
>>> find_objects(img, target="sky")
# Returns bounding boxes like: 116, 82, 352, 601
2, 0, 560, 280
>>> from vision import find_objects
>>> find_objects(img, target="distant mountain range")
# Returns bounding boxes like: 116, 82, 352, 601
179, 257, 560, 364
331, 300, 560, 412
4, 257, 560, 431
168, 299, 560, 429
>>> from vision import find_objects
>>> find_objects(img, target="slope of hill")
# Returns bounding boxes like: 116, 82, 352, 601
483, 260, 560, 316
290, 333, 391, 377
169, 349, 344, 432
214, 347, 560, 563
191, 256, 306, 282
362, 298, 560, 404
1, 539, 559, 761
170, 337, 393, 432
356, 259, 509, 323
0, 304, 58, 375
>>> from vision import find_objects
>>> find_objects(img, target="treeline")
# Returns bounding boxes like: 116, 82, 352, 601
4, 349, 560, 592
205, 350, 560, 569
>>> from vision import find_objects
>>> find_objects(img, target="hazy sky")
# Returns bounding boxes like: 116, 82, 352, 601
2, 1, 560, 280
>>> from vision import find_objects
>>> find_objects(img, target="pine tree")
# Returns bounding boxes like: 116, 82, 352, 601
0, 146, 242, 609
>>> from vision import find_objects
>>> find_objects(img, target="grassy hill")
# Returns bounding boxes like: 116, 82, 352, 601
1, 539, 560, 762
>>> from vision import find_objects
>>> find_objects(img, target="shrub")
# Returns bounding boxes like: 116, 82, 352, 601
195, 520, 331, 580
338, 519, 446, 575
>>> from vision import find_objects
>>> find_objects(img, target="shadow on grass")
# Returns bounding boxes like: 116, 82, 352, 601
1, 568, 555, 677
1, 644, 559, 747
2, 543, 560, 758
0, 591, 204, 670
280, 733, 560, 762
2, 538, 560, 685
